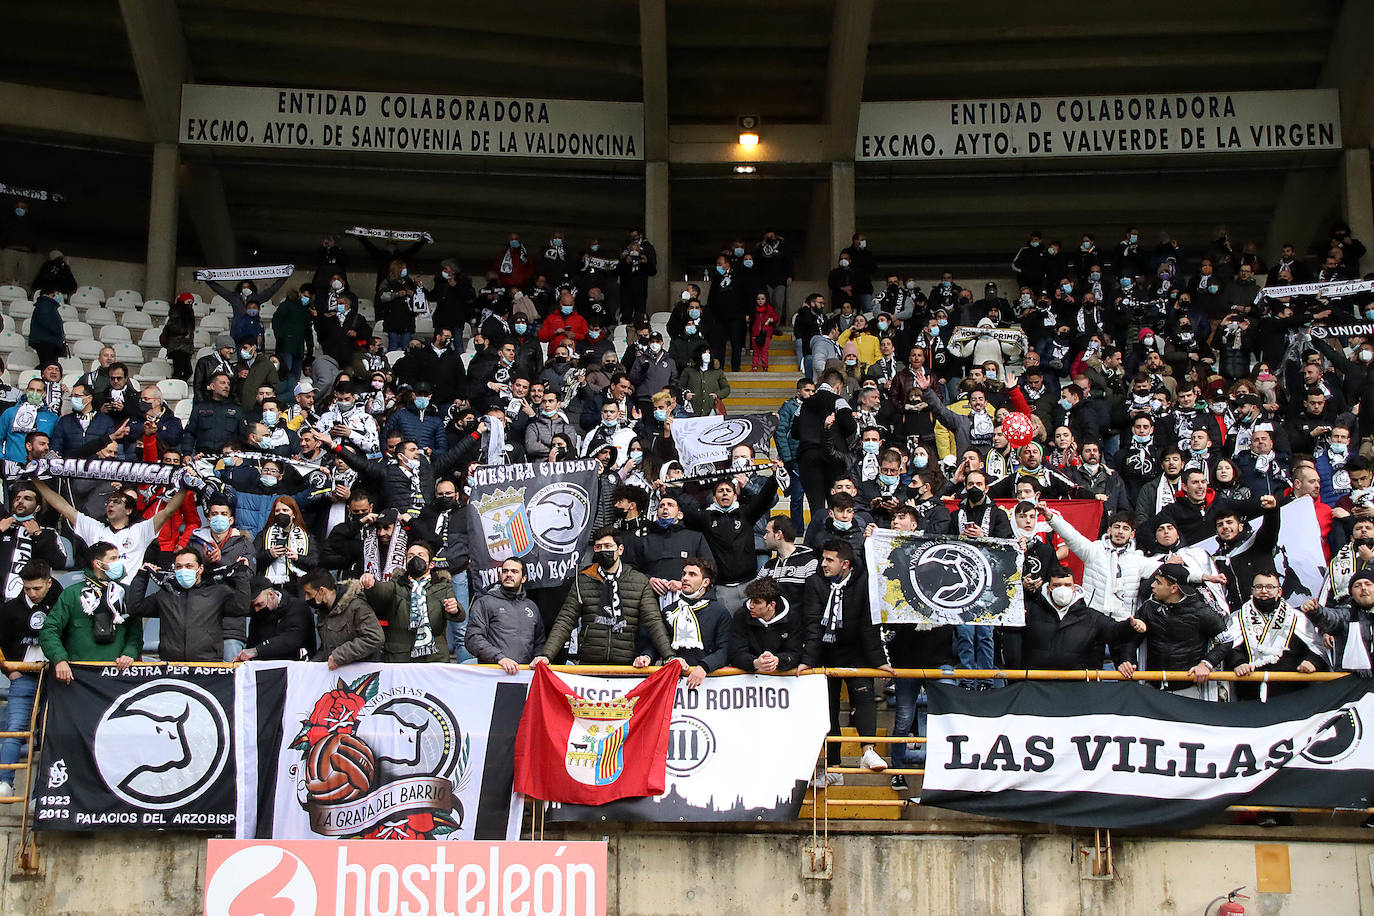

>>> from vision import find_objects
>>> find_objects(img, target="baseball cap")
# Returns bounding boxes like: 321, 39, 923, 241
294, 379, 315, 396
1154, 563, 1189, 586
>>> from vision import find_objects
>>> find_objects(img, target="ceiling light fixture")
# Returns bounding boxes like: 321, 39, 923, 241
738, 131, 759, 147
734, 165, 757, 174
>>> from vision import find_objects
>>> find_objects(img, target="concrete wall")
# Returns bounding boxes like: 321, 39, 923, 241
3, 824, 1371, 916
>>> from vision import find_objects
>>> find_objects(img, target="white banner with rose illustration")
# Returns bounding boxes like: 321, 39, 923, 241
234, 662, 531, 841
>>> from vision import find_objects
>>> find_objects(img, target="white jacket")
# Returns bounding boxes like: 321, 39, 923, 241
1048, 511, 1161, 620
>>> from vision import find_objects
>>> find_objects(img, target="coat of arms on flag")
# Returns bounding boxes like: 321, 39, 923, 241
565, 694, 636, 786
514, 664, 677, 805
476, 487, 533, 560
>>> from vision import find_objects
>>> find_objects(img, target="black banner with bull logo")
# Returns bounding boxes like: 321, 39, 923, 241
466, 459, 601, 590
34, 664, 236, 832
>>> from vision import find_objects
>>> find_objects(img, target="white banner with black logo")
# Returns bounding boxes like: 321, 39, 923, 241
922, 678, 1374, 828
194, 264, 295, 282
466, 459, 600, 590
235, 662, 530, 841
546, 673, 828, 822
344, 226, 426, 241
868, 531, 1024, 628
1310, 322, 1374, 339
671, 414, 779, 473
35, 665, 237, 832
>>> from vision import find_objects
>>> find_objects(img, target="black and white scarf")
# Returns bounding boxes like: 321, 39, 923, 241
498, 244, 529, 277
77, 574, 127, 643
408, 574, 437, 658
590, 568, 626, 632
2, 524, 35, 600
264, 523, 310, 584
821, 574, 850, 644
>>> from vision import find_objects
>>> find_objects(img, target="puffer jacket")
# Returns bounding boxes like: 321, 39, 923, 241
728, 596, 805, 671
1047, 511, 1161, 621
541, 564, 672, 664
127, 563, 251, 662
383, 404, 448, 455
1128, 593, 1226, 678
313, 579, 384, 665
364, 571, 463, 663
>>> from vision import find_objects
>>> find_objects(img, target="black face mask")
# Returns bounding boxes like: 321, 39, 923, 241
433, 495, 456, 512
307, 596, 329, 612
349, 512, 368, 525
406, 555, 429, 578
1253, 596, 1281, 613
274, 512, 292, 528
966, 487, 986, 505
594, 549, 618, 570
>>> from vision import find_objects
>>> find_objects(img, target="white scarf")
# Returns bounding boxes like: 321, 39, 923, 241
12, 402, 38, 434
1223, 599, 1322, 669
821, 573, 850, 643
264, 523, 310, 584
666, 593, 709, 651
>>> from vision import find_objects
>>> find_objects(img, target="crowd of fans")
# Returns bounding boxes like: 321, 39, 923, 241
0, 218, 1373, 808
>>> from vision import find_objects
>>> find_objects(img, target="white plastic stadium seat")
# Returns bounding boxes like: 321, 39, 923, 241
160, 379, 189, 402
57, 304, 79, 322
0, 284, 27, 301
70, 286, 104, 307
173, 399, 192, 423
17, 318, 30, 337
113, 343, 143, 365
70, 340, 103, 361
0, 315, 12, 333
140, 359, 173, 379
142, 299, 170, 317
63, 321, 94, 342
123, 311, 154, 332
194, 346, 215, 361
103, 325, 133, 345
194, 329, 219, 348
201, 314, 229, 332
0, 331, 30, 353
8, 300, 33, 320
110, 289, 143, 308
58, 357, 81, 375
5, 350, 37, 372
415, 316, 434, 336
138, 327, 163, 349
208, 295, 232, 315
86, 310, 120, 329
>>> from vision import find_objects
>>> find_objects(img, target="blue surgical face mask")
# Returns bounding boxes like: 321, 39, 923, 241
832, 518, 852, 531
336, 303, 347, 315
561, 305, 574, 316
1133, 433, 1152, 445
862, 441, 880, 455
590, 243, 599, 252
260, 474, 278, 488
246, 309, 259, 318
914, 454, 929, 469
937, 319, 947, 328
240, 348, 253, 361
1088, 271, 1100, 282
514, 322, 527, 334
175, 568, 198, 589
877, 320, 888, 331
509, 240, 520, 249
300, 294, 311, 305
1129, 233, 1138, 244
653, 408, 668, 421
209, 515, 231, 534
1207, 284, 1218, 294
602, 417, 617, 428
415, 396, 431, 410
262, 410, 278, 427
1081, 241, 1092, 252
1059, 398, 1073, 411
879, 473, 899, 486
941, 280, 952, 289
685, 325, 698, 336
630, 450, 643, 462
1120, 277, 1133, 289
733, 247, 744, 257
11, 513, 33, 523
688, 308, 701, 320
1029, 239, 1039, 247
1061, 283, 1073, 294
14, 208, 23, 218
70, 395, 87, 412
588, 329, 602, 339
743, 258, 754, 268
551, 238, 563, 249
716, 265, 726, 276
104, 560, 125, 581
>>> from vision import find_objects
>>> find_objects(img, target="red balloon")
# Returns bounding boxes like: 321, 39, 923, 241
1003, 412, 1034, 448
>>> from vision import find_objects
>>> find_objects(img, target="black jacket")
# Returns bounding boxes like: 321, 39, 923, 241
0, 581, 62, 664
800, 569, 888, 668
648, 594, 732, 672
624, 522, 713, 581
337, 432, 478, 516
247, 592, 315, 660
729, 597, 805, 671
182, 397, 246, 455
793, 387, 857, 456
1128, 593, 1227, 677
680, 479, 778, 585
128, 564, 251, 662
1003, 591, 1134, 669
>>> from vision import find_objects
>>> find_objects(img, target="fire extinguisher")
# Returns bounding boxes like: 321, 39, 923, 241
1205, 886, 1248, 915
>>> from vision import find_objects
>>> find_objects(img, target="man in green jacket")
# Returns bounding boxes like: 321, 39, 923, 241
234, 336, 280, 409
302, 568, 384, 670
362, 539, 464, 663
534, 528, 678, 667
39, 542, 142, 683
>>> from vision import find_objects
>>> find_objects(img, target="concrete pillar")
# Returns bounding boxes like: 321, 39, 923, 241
806, 179, 832, 284
145, 141, 179, 301
830, 161, 856, 261
1342, 147, 1374, 255
645, 160, 671, 313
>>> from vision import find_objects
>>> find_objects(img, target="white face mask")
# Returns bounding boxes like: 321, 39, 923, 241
1050, 585, 1075, 608
331, 279, 344, 291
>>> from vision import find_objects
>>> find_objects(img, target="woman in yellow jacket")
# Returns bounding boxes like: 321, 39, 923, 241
837, 314, 881, 367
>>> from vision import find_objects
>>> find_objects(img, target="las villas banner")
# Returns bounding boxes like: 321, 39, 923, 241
922, 678, 1374, 829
